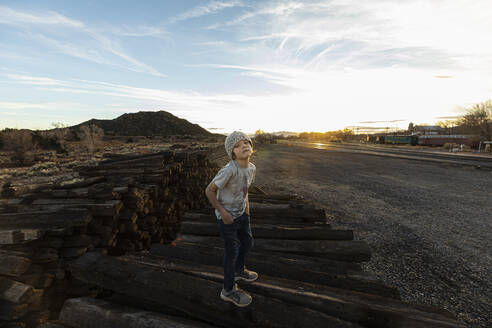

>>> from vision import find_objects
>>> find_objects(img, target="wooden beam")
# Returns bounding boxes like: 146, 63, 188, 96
149, 243, 398, 298
178, 234, 372, 262
0, 210, 92, 233
122, 253, 464, 328
180, 221, 352, 240
0, 277, 33, 304
0, 250, 31, 277
70, 252, 362, 328
58, 297, 218, 328
0, 229, 44, 244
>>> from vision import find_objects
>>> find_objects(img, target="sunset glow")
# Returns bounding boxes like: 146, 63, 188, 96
1, 1, 492, 133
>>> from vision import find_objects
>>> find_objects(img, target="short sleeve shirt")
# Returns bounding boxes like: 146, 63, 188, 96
212, 160, 256, 221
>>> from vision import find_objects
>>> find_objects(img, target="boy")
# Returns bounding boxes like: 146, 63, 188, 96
205, 131, 258, 307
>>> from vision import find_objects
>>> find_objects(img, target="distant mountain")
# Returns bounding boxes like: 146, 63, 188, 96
73, 111, 213, 136
271, 131, 299, 137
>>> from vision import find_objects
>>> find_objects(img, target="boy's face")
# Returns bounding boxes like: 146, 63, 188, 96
233, 139, 252, 160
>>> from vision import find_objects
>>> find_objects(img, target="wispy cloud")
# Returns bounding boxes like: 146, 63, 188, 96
207, 1, 306, 29
110, 25, 169, 38
0, 102, 48, 109
207, 0, 492, 72
197, 41, 228, 46
1, 6, 166, 77
0, 5, 84, 27
6, 73, 249, 109
6, 74, 64, 86
85, 31, 167, 77
171, 1, 245, 23
0, 101, 86, 110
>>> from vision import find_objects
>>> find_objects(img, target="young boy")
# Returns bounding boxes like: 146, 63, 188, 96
205, 131, 258, 307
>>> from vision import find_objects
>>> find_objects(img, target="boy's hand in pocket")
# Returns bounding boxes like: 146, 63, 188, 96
221, 210, 234, 224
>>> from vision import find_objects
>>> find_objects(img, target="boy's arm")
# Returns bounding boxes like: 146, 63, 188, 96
205, 182, 233, 224
245, 193, 250, 216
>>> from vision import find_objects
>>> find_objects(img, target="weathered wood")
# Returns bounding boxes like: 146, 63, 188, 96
37, 322, 72, 328
0, 229, 44, 244
78, 167, 177, 177
251, 207, 327, 221
0, 277, 33, 303
122, 253, 464, 328
32, 237, 64, 249
179, 234, 372, 262
87, 217, 103, 233
0, 204, 116, 218
21, 199, 124, 216
43, 261, 66, 280
18, 272, 40, 287
0, 300, 28, 320
116, 208, 138, 223
58, 297, 218, 328
28, 183, 119, 200
63, 235, 93, 248
250, 203, 292, 211
59, 247, 88, 258
97, 225, 117, 247
0, 210, 92, 233
70, 252, 362, 328
27, 288, 44, 311
19, 309, 51, 327
249, 193, 298, 201
98, 151, 176, 165
149, 243, 398, 297
53, 177, 106, 190
31, 248, 59, 264
152, 242, 362, 275
196, 203, 326, 220
0, 250, 31, 277
180, 221, 352, 240
183, 212, 330, 226
0, 198, 23, 206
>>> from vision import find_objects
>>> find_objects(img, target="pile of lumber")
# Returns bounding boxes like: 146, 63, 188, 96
67, 250, 465, 328
0, 150, 217, 327
0, 149, 466, 327
65, 191, 465, 328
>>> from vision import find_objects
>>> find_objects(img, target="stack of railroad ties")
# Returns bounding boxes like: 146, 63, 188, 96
0, 150, 465, 327
0, 149, 216, 327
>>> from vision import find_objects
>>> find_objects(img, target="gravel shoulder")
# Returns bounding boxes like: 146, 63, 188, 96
252, 143, 492, 328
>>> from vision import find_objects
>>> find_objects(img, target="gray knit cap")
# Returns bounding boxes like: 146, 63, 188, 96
225, 131, 253, 159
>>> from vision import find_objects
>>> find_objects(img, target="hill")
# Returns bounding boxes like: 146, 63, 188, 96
73, 111, 213, 136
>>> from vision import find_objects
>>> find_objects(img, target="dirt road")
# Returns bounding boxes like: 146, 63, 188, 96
252, 143, 491, 328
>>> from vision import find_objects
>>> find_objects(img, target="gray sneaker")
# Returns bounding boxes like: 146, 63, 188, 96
234, 269, 258, 282
220, 284, 252, 307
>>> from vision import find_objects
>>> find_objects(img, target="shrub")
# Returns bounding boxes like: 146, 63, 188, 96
254, 132, 275, 145
77, 124, 104, 153
48, 128, 71, 153
0, 129, 38, 165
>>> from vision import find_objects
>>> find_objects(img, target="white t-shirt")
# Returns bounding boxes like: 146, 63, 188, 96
212, 160, 256, 221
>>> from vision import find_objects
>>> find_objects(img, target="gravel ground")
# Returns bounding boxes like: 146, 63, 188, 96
252, 143, 491, 328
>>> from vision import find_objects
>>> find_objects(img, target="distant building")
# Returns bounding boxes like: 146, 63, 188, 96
412, 125, 443, 135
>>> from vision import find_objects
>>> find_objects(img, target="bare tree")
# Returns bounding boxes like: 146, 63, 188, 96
459, 100, 492, 140
436, 119, 461, 135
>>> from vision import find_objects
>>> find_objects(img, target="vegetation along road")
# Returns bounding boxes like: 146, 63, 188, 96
253, 143, 492, 328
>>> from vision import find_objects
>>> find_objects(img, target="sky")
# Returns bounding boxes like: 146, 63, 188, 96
1, 0, 492, 134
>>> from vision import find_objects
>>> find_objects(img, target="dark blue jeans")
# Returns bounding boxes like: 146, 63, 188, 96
218, 212, 254, 291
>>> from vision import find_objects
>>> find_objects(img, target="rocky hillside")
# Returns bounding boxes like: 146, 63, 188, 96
73, 111, 213, 136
